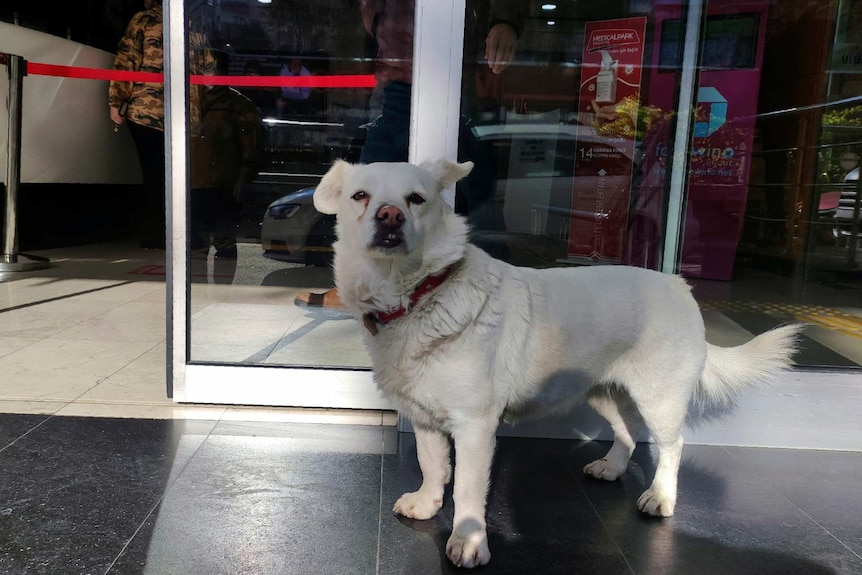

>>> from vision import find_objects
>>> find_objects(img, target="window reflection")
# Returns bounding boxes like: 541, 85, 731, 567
457, 1, 667, 268
181, 0, 861, 372
187, 0, 412, 367
456, 0, 862, 370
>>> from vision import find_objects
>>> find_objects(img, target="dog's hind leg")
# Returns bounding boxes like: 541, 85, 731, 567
584, 385, 643, 481
393, 425, 452, 520
627, 382, 691, 518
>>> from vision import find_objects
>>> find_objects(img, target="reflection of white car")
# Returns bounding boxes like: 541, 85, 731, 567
260, 187, 335, 267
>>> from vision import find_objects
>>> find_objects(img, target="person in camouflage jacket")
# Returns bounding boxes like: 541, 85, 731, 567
108, 0, 214, 249
108, 0, 213, 132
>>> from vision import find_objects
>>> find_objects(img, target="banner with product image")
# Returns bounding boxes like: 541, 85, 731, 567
567, 16, 647, 263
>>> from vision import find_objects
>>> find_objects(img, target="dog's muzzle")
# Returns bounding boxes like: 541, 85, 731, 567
372, 205, 405, 249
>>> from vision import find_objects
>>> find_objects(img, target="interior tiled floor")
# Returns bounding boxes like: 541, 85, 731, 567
1, 241, 861, 574
1, 416, 861, 574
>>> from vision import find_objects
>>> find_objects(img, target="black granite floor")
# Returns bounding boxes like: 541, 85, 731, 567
0, 414, 860, 575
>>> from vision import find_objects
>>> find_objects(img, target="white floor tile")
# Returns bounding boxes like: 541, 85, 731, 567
0, 337, 41, 360
0, 310, 88, 338
76, 345, 170, 404
72, 281, 165, 302
0, 371, 107, 401
54, 402, 227, 420
720, 372, 862, 450
99, 300, 168, 320
221, 406, 391, 426
263, 322, 370, 367
8, 297, 127, 317
1, 278, 126, 307
51, 313, 166, 343
0, 338, 156, 400
0, 400, 66, 415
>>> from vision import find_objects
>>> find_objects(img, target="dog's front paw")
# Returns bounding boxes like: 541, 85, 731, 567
637, 486, 676, 517
446, 529, 490, 569
584, 457, 626, 481
393, 490, 442, 520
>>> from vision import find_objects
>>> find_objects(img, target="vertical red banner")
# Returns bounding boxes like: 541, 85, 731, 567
568, 16, 647, 263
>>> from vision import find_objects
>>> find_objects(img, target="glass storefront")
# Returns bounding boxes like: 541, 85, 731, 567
159, 0, 860, 406
184, 0, 392, 371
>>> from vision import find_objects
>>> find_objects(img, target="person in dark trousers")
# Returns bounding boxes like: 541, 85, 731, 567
189, 51, 263, 283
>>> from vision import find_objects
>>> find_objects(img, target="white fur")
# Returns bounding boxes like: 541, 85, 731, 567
316, 160, 804, 569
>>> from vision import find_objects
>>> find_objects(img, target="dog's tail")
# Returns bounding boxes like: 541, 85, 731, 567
693, 323, 804, 418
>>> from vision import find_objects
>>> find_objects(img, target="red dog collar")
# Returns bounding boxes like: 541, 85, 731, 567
362, 263, 459, 335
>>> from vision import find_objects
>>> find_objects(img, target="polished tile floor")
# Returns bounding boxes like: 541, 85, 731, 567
1, 241, 861, 573
1, 415, 861, 574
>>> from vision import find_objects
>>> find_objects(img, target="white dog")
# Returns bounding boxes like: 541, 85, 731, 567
313, 159, 802, 569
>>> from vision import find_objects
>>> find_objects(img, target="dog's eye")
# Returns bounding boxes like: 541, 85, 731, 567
407, 193, 425, 205
351, 190, 368, 201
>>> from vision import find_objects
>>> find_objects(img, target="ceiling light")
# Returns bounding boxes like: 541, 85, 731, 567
547, 20, 556, 26
542, 3, 557, 10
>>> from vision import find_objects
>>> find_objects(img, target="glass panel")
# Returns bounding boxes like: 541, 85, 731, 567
682, 0, 862, 368
457, 1, 673, 269
185, 0, 414, 368
457, 0, 861, 370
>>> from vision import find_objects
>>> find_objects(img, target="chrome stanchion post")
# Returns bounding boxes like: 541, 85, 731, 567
1, 52, 50, 272
2, 53, 22, 264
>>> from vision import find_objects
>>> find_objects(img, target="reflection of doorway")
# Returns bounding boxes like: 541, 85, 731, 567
727, 0, 862, 369
742, 1, 835, 275
809, 0, 862, 270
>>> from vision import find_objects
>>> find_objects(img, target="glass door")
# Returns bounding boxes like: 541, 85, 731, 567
166, 0, 465, 407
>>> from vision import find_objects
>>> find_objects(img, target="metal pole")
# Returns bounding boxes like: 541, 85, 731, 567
661, 0, 705, 274
2, 53, 22, 263
1, 52, 49, 272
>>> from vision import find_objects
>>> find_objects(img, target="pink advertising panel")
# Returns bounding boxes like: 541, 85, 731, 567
636, 0, 770, 279
568, 17, 648, 263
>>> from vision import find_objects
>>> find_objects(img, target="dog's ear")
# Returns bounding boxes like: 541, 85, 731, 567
314, 160, 351, 214
420, 160, 474, 189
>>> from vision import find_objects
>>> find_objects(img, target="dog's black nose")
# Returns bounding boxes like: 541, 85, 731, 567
375, 205, 404, 228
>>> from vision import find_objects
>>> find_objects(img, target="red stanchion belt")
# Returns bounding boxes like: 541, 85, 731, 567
25, 62, 376, 89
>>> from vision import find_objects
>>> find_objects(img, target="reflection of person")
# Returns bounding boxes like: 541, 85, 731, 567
840, 151, 860, 182
278, 58, 312, 114
242, 61, 278, 117
833, 149, 861, 247
190, 51, 263, 283
108, 0, 213, 249
109, 0, 165, 249
280, 58, 312, 100
294, 1, 523, 310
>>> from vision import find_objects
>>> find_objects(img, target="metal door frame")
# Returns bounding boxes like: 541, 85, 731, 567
166, 0, 465, 408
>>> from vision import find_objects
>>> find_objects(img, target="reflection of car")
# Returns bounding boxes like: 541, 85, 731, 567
260, 187, 335, 267
259, 120, 636, 267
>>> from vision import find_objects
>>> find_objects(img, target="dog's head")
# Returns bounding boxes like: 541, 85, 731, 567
313, 160, 473, 260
